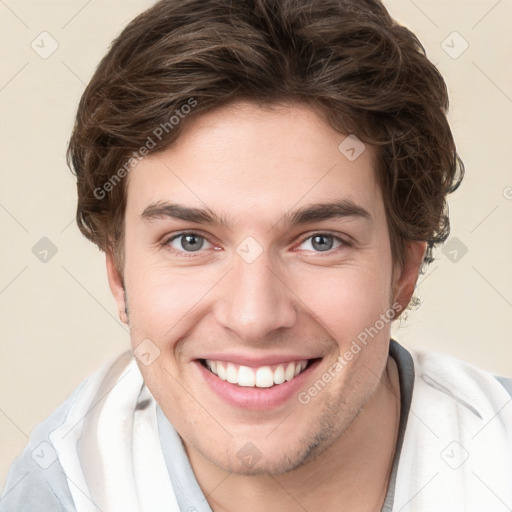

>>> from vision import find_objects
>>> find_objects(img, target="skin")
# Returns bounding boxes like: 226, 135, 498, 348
106, 100, 426, 512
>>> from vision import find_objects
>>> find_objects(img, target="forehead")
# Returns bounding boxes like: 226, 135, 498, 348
125, 101, 382, 223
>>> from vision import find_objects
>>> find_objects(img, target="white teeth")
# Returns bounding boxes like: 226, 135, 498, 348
226, 363, 238, 384
285, 362, 296, 382
273, 364, 286, 385
205, 359, 309, 388
294, 361, 307, 376
216, 361, 227, 381
255, 367, 274, 388
238, 365, 255, 387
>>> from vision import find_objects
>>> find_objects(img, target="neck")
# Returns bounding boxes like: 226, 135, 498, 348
189, 356, 401, 512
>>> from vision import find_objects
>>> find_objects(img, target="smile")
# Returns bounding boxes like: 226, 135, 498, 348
202, 359, 310, 388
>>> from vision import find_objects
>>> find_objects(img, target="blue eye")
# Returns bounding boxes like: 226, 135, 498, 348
163, 231, 347, 257
167, 233, 212, 252
299, 234, 343, 252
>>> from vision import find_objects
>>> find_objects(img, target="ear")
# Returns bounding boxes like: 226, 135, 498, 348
391, 241, 427, 317
106, 251, 128, 324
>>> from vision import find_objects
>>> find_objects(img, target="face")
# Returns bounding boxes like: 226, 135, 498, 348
107, 100, 423, 475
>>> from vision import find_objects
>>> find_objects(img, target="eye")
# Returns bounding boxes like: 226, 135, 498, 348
297, 233, 345, 253
166, 232, 213, 253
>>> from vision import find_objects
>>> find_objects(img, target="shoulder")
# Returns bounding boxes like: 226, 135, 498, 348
393, 345, 512, 509
495, 375, 512, 397
0, 352, 132, 511
411, 351, 512, 449
411, 347, 512, 398
0, 383, 83, 511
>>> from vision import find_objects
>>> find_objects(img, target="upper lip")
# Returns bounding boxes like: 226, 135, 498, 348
195, 353, 321, 367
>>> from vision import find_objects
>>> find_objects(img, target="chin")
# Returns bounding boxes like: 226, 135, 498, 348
195, 411, 350, 477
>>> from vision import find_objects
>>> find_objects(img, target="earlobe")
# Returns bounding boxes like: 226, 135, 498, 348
106, 251, 128, 324
392, 241, 427, 317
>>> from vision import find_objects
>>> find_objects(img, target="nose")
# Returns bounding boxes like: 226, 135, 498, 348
213, 249, 297, 343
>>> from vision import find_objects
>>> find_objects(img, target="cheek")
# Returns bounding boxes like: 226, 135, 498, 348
125, 262, 217, 345
292, 259, 393, 345
124, 266, 215, 395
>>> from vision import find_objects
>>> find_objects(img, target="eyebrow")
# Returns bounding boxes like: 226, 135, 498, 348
140, 199, 372, 227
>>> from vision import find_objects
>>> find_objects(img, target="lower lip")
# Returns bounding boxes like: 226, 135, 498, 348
195, 359, 321, 410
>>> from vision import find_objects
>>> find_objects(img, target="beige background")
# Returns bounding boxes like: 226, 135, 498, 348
0, 0, 511, 489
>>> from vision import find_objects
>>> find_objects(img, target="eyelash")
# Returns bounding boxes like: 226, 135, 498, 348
163, 231, 216, 258
162, 231, 351, 257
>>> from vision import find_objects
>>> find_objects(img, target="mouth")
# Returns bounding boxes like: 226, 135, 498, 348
200, 358, 316, 388
196, 356, 322, 410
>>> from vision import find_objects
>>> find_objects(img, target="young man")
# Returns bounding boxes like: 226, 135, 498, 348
1, 0, 511, 511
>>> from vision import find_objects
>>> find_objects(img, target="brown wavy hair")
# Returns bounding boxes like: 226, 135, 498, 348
67, 0, 464, 282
